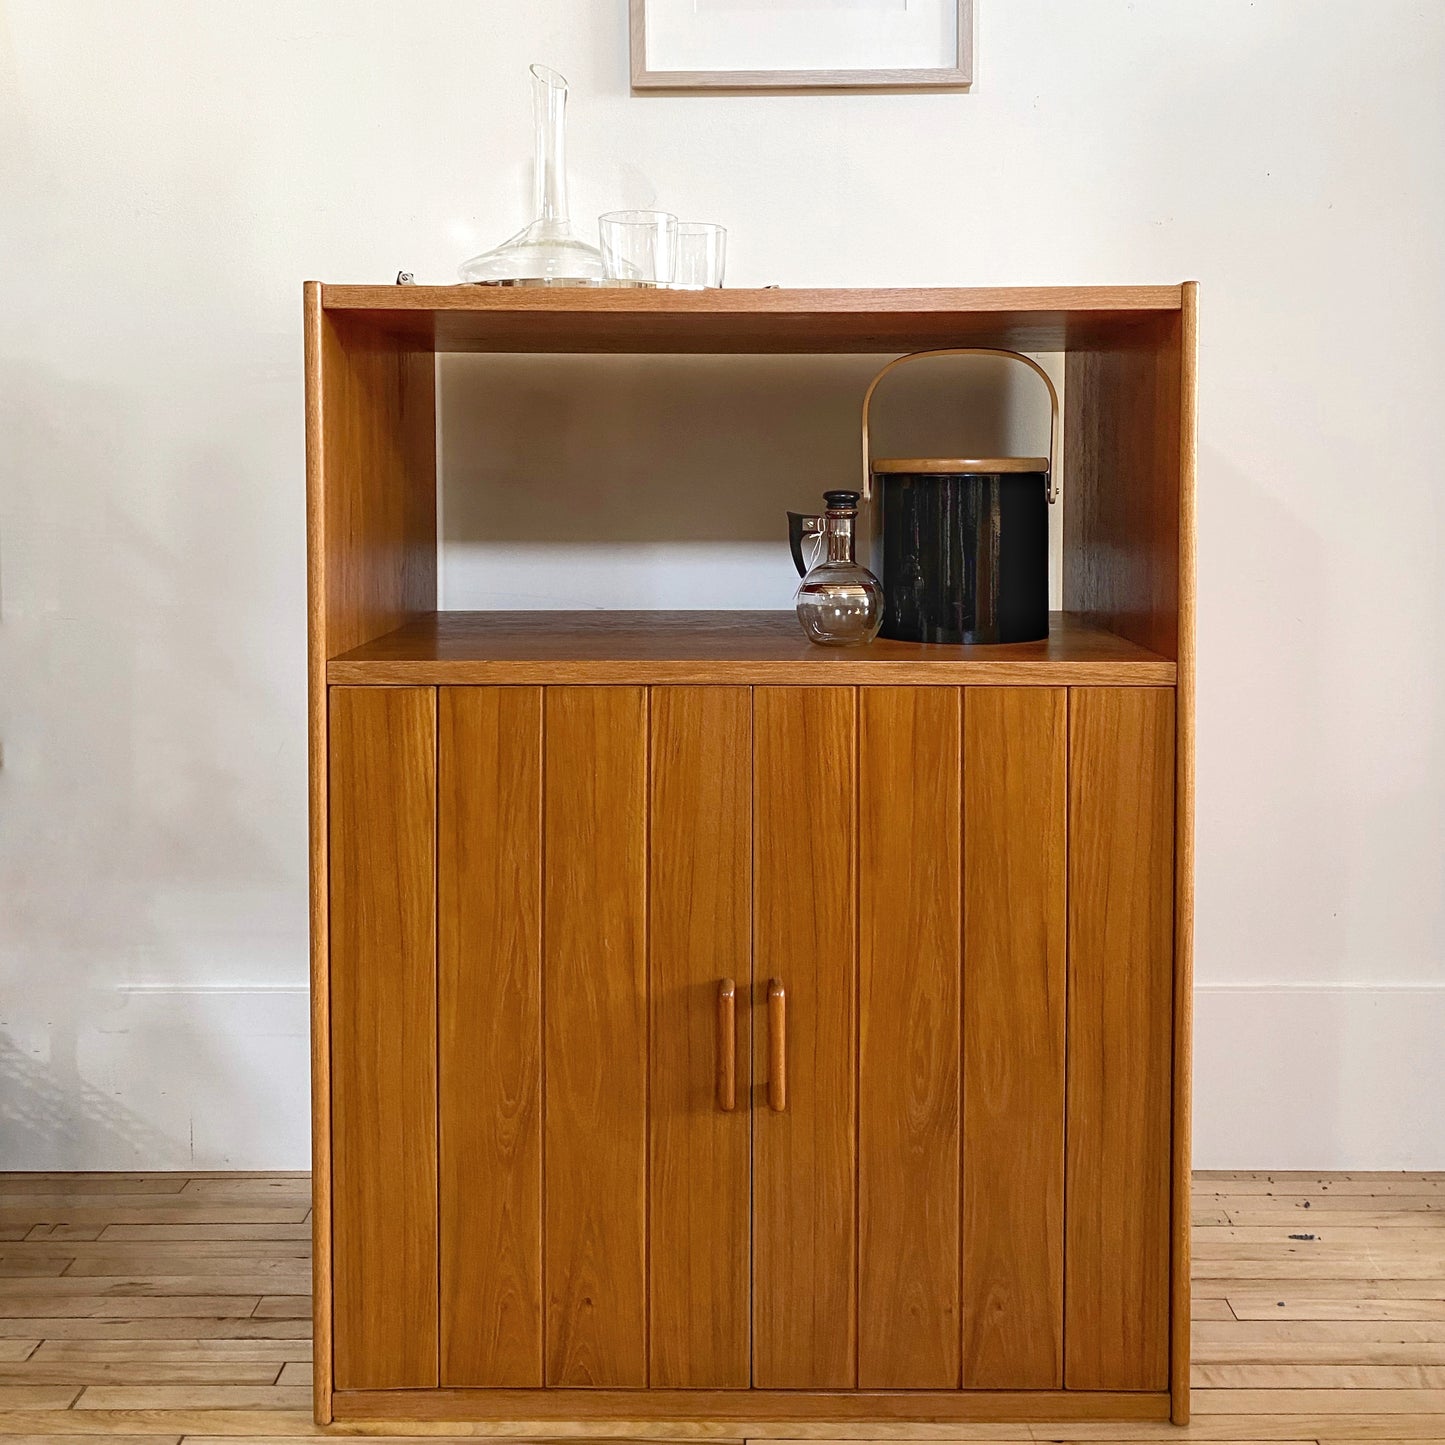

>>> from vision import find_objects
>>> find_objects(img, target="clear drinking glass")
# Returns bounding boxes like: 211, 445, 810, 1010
599, 210, 677, 286
670, 222, 727, 289
458, 65, 608, 286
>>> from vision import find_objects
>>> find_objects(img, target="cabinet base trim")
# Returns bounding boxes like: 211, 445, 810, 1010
330, 1388, 1170, 1425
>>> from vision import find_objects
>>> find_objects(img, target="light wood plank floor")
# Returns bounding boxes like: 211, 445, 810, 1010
0, 1172, 1440, 1442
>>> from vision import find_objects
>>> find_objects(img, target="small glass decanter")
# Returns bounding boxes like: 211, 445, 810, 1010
458, 65, 608, 287
787, 490, 885, 646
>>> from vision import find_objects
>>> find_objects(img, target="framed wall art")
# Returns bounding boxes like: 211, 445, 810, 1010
629, 0, 973, 91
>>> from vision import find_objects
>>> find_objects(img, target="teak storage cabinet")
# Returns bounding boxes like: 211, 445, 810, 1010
306, 284, 1197, 1430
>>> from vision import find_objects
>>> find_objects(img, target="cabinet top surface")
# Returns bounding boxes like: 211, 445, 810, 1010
312, 283, 1188, 353
327, 611, 1176, 686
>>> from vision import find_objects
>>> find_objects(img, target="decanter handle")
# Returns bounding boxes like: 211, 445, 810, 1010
787, 512, 822, 577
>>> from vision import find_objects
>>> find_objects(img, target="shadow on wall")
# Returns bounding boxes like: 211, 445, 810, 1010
440, 351, 1059, 608
0, 1032, 184, 1168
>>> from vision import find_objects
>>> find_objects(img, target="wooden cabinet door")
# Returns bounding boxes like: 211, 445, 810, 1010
649, 687, 752, 1387
329, 686, 438, 1391
439, 685, 752, 1391
1066, 687, 1175, 1390
753, 687, 857, 1389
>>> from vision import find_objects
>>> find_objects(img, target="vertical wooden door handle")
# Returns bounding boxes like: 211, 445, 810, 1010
767, 978, 787, 1112
716, 979, 736, 1112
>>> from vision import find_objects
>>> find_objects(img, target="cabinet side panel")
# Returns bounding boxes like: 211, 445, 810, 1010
753, 687, 857, 1389
1066, 687, 1175, 1390
544, 687, 649, 1386
438, 687, 543, 1386
1171, 280, 1199, 1426
319, 312, 437, 659
329, 686, 438, 1390
962, 688, 1066, 1388
857, 687, 962, 1389
304, 282, 333, 1422
1063, 320, 1182, 660
310, 298, 435, 1419
649, 686, 753, 1388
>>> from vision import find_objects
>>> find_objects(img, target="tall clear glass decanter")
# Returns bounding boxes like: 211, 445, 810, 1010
459, 65, 608, 287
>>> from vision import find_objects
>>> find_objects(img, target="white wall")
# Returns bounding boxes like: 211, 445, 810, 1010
1, 0, 1441, 1170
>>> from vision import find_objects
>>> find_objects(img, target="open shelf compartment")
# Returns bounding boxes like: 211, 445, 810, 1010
307, 283, 1191, 687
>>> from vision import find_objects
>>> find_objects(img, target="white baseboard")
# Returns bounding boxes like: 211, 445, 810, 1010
1194, 984, 1445, 1170
5, 982, 1438, 1172
0, 984, 310, 1172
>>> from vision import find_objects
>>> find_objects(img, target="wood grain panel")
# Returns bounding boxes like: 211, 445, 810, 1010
648, 687, 752, 1388
543, 687, 648, 1387
752, 687, 857, 1389
1063, 321, 1183, 661
962, 688, 1066, 1388
438, 687, 543, 1386
328, 610, 1176, 688
857, 687, 961, 1388
1066, 686, 1176, 1391
319, 283, 1184, 354
311, 302, 437, 663
333, 1385, 1170, 1422
327, 686, 437, 1390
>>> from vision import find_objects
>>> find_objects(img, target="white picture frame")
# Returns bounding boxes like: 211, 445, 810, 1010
630, 0, 973, 91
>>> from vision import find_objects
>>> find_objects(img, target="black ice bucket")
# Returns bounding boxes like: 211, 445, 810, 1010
860, 349, 1059, 645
